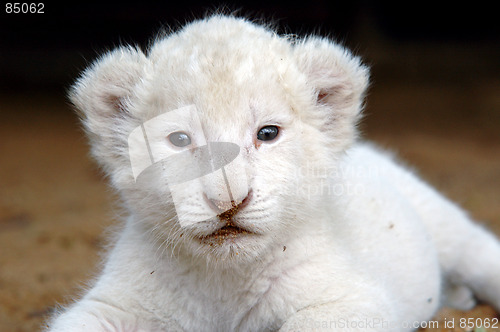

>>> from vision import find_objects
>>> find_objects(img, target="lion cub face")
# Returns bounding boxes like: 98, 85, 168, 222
70, 16, 368, 262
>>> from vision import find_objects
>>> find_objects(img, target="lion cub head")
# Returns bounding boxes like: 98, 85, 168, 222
70, 16, 368, 264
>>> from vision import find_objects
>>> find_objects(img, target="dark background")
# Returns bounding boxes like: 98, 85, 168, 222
1, 2, 499, 331
1, 1, 498, 94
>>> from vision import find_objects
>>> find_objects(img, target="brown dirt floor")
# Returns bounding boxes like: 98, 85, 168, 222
1, 45, 499, 331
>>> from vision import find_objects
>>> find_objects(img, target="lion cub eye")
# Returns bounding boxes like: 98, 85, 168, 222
168, 131, 192, 147
257, 125, 279, 141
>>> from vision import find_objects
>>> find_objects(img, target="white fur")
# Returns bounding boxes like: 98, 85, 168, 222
46, 15, 500, 331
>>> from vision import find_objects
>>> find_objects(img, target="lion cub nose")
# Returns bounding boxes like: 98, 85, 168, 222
205, 190, 252, 214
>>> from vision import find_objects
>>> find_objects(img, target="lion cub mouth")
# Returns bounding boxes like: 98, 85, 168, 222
198, 190, 255, 246
208, 224, 249, 237
200, 204, 251, 246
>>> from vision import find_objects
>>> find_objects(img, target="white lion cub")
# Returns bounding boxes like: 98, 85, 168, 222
47, 15, 500, 331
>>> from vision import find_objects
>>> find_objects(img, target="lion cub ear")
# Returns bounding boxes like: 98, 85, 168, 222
69, 46, 147, 133
293, 37, 369, 112
69, 46, 147, 179
293, 37, 369, 148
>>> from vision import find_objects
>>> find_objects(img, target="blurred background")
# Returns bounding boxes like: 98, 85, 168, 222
1, 1, 499, 331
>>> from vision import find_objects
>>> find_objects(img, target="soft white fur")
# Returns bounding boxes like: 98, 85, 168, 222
46, 15, 500, 331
